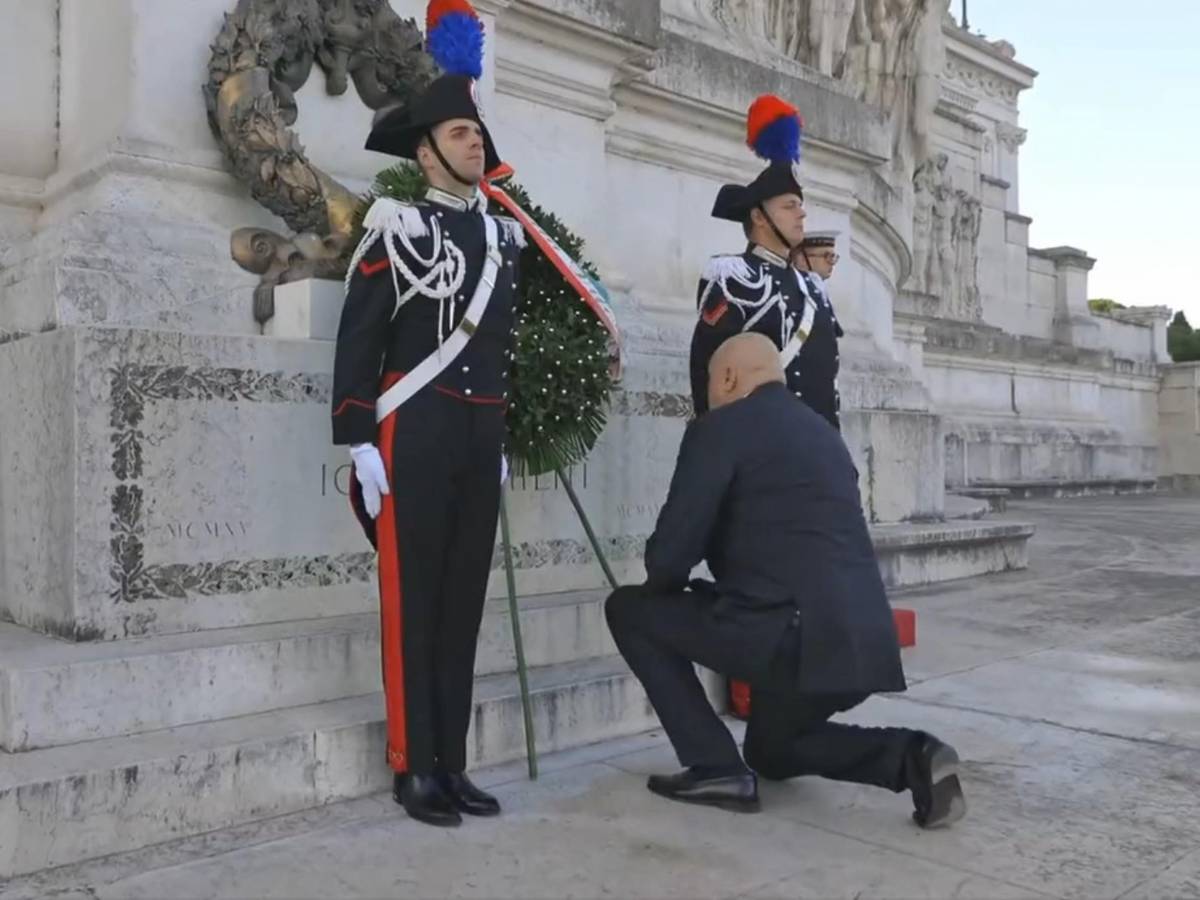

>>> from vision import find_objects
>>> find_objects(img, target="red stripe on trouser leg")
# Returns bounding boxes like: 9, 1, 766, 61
376, 406, 409, 772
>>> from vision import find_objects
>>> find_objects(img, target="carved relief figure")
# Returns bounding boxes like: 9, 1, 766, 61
686, 0, 777, 47
771, 0, 810, 58
807, 0, 859, 77
668, 0, 950, 192
931, 171, 956, 300
905, 0, 948, 169
909, 153, 983, 319
909, 153, 943, 293
952, 190, 983, 320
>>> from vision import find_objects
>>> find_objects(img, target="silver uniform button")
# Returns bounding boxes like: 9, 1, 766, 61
464, 388, 473, 396
462, 365, 470, 373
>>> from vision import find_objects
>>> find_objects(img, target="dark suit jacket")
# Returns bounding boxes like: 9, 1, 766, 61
644, 382, 906, 695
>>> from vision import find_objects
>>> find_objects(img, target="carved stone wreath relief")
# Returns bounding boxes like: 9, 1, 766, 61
204, 0, 436, 323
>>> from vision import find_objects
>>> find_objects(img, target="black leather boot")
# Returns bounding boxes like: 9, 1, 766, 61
437, 771, 501, 816
647, 766, 760, 813
393, 773, 462, 827
904, 734, 966, 828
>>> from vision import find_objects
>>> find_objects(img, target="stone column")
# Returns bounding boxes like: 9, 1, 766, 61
1158, 362, 1200, 490
1040, 245, 1099, 349
1114, 305, 1174, 363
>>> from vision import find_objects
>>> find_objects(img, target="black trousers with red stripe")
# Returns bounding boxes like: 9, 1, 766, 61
354, 385, 505, 775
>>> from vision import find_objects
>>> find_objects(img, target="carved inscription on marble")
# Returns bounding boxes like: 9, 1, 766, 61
109, 375, 694, 604
108, 363, 347, 603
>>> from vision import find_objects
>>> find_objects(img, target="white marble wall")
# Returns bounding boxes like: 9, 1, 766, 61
0, 323, 699, 640
917, 25, 1166, 487
1159, 363, 1200, 482
0, 330, 78, 636
0, 0, 58, 181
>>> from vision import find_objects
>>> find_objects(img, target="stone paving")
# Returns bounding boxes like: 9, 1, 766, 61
2, 495, 1198, 900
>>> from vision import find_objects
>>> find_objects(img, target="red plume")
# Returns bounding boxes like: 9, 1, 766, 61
426, 0, 479, 32
746, 94, 804, 163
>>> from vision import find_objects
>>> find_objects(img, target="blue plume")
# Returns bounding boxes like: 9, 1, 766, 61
428, 12, 484, 79
752, 115, 802, 164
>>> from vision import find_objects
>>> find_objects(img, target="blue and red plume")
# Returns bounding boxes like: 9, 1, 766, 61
426, 0, 485, 80
746, 94, 804, 164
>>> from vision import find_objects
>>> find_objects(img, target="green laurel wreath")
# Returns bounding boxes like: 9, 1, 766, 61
356, 165, 614, 476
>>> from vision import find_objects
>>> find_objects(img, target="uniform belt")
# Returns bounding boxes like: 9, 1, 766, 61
375, 215, 502, 422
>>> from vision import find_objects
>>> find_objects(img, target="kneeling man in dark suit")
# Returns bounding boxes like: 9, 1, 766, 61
606, 333, 965, 827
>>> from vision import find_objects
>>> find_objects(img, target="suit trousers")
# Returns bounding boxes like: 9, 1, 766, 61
357, 384, 505, 775
605, 585, 915, 791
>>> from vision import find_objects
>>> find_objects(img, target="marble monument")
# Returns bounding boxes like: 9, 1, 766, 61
0, 0, 1186, 877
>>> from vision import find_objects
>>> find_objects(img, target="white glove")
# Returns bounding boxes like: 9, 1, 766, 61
350, 443, 390, 519
500, 454, 509, 486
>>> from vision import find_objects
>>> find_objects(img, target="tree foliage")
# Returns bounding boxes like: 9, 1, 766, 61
1087, 298, 1125, 314
1167, 310, 1200, 363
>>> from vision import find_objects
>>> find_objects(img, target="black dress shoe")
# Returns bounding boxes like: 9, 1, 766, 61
647, 767, 760, 813
393, 773, 462, 828
904, 734, 966, 828
437, 771, 501, 817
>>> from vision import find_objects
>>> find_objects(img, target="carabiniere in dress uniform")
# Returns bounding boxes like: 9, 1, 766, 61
330, 0, 524, 829
689, 94, 845, 430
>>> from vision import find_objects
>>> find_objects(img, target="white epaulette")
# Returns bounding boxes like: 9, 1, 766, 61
344, 197, 466, 322
701, 254, 754, 286
493, 215, 527, 249
698, 253, 775, 317
363, 196, 429, 240
344, 198, 430, 293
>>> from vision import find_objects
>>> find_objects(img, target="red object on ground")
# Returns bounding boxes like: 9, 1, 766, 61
727, 607, 917, 720
729, 678, 752, 719
893, 606, 917, 648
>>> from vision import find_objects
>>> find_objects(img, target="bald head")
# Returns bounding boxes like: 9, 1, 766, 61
707, 333, 785, 411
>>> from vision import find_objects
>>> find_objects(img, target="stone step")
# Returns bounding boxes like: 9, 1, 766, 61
0, 654, 676, 879
950, 486, 1010, 513
942, 493, 990, 521
1159, 474, 1200, 495
0, 589, 615, 752
970, 478, 1157, 500
872, 520, 1035, 589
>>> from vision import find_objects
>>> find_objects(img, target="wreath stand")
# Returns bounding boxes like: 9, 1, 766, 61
498, 465, 619, 780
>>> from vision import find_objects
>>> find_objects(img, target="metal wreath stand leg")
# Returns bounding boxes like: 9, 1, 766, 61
498, 464, 620, 781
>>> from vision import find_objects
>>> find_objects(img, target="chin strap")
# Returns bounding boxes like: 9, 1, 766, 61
426, 130, 475, 187
757, 202, 800, 257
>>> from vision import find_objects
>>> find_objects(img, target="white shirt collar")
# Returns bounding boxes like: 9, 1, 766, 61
425, 186, 487, 213
749, 244, 789, 268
